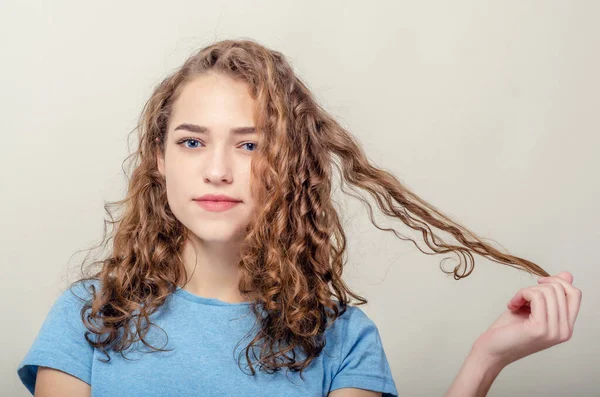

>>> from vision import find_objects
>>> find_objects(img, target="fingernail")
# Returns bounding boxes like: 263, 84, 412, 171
538, 277, 548, 281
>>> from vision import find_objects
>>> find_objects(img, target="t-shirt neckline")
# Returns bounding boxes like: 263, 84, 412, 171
173, 286, 252, 307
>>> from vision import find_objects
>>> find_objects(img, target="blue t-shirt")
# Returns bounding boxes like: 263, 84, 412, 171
17, 280, 398, 396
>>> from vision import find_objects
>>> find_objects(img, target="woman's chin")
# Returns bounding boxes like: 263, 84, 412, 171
188, 229, 246, 244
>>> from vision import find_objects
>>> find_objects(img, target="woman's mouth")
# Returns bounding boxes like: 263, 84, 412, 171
194, 200, 240, 212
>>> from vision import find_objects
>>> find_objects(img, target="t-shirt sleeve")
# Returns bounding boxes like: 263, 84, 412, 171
17, 280, 98, 395
328, 305, 398, 397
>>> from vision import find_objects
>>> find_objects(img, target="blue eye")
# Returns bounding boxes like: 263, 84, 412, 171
176, 138, 257, 152
241, 142, 257, 152
180, 138, 202, 149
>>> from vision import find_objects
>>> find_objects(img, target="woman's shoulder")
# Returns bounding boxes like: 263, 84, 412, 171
55, 278, 102, 309
322, 303, 398, 396
17, 279, 101, 394
324, 302, 380, 341
329, 302, 374, 324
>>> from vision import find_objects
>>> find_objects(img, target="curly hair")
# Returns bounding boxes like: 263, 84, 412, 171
67, 38, 550, 381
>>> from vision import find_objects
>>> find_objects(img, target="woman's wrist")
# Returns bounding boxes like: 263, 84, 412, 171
443, 345, 505, 397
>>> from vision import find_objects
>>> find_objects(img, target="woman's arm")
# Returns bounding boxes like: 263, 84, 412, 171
329, 389, 382, 396
443, 346, 504, 397
445, 271, 581, 397
35, 367, 91, 397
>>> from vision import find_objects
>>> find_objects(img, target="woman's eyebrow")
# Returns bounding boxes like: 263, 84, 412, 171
174, 123, 256, 135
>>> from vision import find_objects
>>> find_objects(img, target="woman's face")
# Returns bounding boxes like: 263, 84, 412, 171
157, 72, 259, 243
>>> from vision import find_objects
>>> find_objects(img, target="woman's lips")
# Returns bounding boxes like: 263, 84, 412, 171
194, 200, 240, 212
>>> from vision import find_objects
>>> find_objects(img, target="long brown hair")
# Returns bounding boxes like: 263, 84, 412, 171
68, 38, 549, 380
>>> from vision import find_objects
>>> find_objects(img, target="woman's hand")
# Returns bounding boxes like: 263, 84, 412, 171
472, 271, 582, 368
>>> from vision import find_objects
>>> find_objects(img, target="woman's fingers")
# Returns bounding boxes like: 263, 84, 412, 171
534, 282, 569, 341
510, 287, 546, 325
538, 275, 582, 337
509, 282, 572, 343
550, 282, 570, 340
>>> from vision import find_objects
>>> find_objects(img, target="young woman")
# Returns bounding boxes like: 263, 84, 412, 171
17, 39, 582, 397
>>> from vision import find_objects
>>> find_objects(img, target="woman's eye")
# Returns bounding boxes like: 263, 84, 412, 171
177, 138, 203, 149
176, 138, 257, 152
241, 142, 257, 152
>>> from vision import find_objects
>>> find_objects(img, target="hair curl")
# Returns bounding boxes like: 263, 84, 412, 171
68, 38, 549, 381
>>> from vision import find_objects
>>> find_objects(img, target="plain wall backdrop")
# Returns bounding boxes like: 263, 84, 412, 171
2, 1, 598, 396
